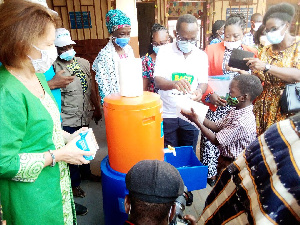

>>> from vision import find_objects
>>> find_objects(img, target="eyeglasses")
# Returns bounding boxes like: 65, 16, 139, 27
265, 24, 285, 34
176, 32, 197, 44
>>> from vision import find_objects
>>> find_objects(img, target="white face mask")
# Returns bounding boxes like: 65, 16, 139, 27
224, 40, 242, 50
253, 22, 262, 31
29, 45, 58, 73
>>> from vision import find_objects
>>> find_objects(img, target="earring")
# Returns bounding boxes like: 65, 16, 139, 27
128, 204, 131, 215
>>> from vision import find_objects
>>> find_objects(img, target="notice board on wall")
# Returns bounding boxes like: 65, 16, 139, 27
69, 11, 92, 29
226, 8, 253, 28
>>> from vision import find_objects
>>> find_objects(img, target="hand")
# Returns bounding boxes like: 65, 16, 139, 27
225, 64, 248, 75
183, 214, 197, 225
92, 108, 102, 125
55, 137, 95, 165
63, 127, 89, 144
191, 89, 202, 102
173, 79, 191, 93
209, 93, 227, 107
47, 70, 75, 89
181, 108, 199, 124
244, 57, 266, 71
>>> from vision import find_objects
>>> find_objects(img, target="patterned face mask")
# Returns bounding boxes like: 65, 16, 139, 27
223, 93, 240, 106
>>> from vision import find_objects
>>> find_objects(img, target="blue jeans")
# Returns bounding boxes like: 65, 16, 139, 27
163, 118, 199, 153
63, 126, 92, 188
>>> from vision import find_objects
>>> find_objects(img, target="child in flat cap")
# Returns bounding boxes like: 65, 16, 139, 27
124, 160, 196, 225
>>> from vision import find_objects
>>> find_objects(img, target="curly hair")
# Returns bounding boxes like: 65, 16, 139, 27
225, 13, 247, 32
233, 75, 263, 101
263, 3, 295, 25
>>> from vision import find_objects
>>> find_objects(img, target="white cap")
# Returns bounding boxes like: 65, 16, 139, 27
27, 0, 48, 8
55, 28, 76, 47
27, 0, 58, 15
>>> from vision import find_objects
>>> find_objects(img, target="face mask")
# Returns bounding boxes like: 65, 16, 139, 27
266, 25, 286, 45
153, 45, 160, 54
114, 37, 130, 48
259, 35, 271, 46
29, 45, 58, 73
177, 40, 195, 54
220, 34, 224, 40
224, 40, 242, 50
253, 22, 262, 31
224, 93, 239, 106
60, 49, 76, 61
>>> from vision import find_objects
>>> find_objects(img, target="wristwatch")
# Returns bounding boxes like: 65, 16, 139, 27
264, 64, 271, 72
48, 150, 56, 167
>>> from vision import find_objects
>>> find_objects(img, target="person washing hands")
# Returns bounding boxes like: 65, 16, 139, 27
181, 75, 263, 176
154, 14, 208, 152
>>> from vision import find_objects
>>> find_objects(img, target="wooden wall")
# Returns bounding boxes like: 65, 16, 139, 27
46, 0, 109, 40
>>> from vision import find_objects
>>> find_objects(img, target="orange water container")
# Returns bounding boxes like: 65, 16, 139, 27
103, 92, 164, 173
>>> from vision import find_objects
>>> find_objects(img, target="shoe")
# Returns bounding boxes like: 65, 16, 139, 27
207, 178, 216, 187
72, 186, 86, 198
81, 174, 101, 182
186, 191, 193, 206
75, 203, 88, 216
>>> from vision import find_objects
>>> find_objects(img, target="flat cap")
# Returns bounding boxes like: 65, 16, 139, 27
126, 160, 184, 204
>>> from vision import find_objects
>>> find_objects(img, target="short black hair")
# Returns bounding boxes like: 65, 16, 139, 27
176, 14, 198, 32
129, 195, 173, 223
263, 3, 295, 25
251, 13, 262, 22
224, 13, 247, 32
233, 75, 263, 101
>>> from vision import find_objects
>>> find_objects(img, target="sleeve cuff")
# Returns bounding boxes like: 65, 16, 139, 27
12, 153, 45, 182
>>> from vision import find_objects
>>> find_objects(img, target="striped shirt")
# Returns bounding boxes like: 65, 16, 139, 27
198, 113, 300, 224
216, 105, 256, 158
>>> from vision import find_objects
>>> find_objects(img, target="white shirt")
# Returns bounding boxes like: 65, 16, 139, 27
154, 42, 208, 118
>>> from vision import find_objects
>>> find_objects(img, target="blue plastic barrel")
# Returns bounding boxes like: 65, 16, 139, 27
101, 156, 128, 225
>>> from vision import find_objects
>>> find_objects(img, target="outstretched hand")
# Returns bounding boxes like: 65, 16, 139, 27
209, 93, 227, 107
47, 70, 75, 89
183, 214, 197, 225
244, 57, 266, 71
181, 108, 199, 124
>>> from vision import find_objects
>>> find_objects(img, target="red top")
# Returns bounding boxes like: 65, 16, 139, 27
201, 42, 258, 111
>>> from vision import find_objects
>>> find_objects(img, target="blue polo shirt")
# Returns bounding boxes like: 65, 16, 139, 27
44, 65, 61, 112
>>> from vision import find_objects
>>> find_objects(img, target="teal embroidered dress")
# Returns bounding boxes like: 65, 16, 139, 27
0, 66, 76, 225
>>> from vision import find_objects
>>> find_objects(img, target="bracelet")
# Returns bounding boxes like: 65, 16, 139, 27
205, 91, 214, 103
48, 150, 56, 167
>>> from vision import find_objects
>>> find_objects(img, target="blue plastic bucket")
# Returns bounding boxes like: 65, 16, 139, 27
101, 156, 128, 225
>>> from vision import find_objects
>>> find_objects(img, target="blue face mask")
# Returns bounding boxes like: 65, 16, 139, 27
153, 45, 160, 54
60, 49, 76, 61
115, 37, 130, 48
177, 40, 196, 54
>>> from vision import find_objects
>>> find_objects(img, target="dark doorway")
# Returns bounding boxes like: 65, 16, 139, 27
137, 2, 155, 57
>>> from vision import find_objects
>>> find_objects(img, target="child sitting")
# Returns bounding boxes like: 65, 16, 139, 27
182, 75, 263, 176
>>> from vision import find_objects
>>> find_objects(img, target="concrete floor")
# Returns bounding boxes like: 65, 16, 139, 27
75, 115, 212, 225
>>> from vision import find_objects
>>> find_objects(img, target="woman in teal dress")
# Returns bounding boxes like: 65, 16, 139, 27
0, 1, 94, 224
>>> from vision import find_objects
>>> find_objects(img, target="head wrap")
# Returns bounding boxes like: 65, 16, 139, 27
106, 9, 131, 34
